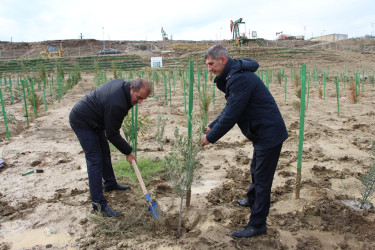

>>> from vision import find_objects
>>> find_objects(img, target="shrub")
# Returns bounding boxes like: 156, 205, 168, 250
292, 100, 300, 111
318, 85, 323, 99
27, 92, 43, 111
65, 63, 82, 90
293, 72, 301, 88
349, 81, 360, 103
277, 70, 283, 85
121, 114, 150, 144
155, 115, 168, 150
163, 124, 201, 234
56, 62, 64, 80
199, 89, 211, 129
356, 142, 375, 209
37, 63, 47, 84
6, 111, 16, 123
112, 62, 118, 79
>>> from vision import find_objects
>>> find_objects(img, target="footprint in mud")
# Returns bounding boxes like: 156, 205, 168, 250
234, 150, 250, 165
0, 200, 17, 217
279, 150, 298, 164
271, 179, 295, 204
296, 236, 323, 249
304, 131, 321, 140
49, 188, 89, 206
289, 121, 299, 130
352, 123, 370, 132
311, 165, 346, 179
154, 183, 176, 198
0, 199, 40, 220
277, 170, 294, 177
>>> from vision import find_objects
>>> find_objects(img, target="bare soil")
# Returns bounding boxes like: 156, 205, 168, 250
1, 39, 375, 249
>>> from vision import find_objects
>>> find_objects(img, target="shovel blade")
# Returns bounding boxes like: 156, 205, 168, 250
148, 201, 159, 219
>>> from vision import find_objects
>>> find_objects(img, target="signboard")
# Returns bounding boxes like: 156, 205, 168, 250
151, 57, 162, 68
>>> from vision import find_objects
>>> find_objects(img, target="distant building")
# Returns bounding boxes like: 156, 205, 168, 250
311, 34, 348, 42
277, 34, 304, 40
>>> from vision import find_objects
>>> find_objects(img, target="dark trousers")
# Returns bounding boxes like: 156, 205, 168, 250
69, 122, 117, 210
246, 143, 283, 228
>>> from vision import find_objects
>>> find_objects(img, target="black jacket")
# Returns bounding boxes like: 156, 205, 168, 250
69, 79, 133, 155
206, 58, 288, 150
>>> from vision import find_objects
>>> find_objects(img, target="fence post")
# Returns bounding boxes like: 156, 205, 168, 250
295, 64, 307, 199
0, 89, 11, 140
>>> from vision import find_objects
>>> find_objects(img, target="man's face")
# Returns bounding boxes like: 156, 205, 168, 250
206, 55, 227, 77
130, 86, 149, 106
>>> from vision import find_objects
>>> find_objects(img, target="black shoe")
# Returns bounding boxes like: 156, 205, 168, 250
232, 225, 267, 238
104, 183, 131, 192
103, 206, 123, 217
238, 199, 253, 208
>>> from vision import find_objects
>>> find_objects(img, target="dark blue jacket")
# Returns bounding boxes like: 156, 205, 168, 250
206, 58, 288, 150
69, 79, 133, 155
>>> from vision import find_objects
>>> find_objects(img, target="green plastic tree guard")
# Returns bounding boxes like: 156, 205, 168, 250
20, 80, 29, 126
31, 80, 37, 118
188, 60, 194, 143
43, 84, 48, 111
336, 73, 340, 116
284, 75, 287, 102
296, 64, 307, 199
0, 89, 10, 140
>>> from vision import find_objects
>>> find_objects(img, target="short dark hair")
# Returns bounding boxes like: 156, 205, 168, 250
205, 45, 230, 60
130, 78, 152, 95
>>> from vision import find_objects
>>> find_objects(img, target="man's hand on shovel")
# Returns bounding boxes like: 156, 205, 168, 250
126, 153, 137, 164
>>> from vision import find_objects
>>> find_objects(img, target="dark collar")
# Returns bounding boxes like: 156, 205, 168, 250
124, 81, 133, 107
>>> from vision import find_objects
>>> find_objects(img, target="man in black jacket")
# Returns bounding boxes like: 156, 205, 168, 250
69, 78, 152, 217
202, 45, 288, 238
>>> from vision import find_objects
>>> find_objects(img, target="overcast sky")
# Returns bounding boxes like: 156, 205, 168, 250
0, 0, 374, 42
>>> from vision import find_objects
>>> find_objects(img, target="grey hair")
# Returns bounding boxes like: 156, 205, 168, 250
130, 78, 152, 95
205, 45, 230, 60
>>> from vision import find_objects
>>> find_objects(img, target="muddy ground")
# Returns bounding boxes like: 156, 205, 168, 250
1, 40, 375, 249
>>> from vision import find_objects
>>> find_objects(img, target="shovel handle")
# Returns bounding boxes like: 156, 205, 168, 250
131, 160, 149, 196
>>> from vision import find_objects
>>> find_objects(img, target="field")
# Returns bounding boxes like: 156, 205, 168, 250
1, 39, 375, 249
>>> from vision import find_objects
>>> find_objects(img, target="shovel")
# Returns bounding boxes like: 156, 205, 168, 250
131, 160, 159, 219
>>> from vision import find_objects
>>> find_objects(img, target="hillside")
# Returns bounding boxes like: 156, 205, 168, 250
0, 37, 373, 61
0, 38, 375, 76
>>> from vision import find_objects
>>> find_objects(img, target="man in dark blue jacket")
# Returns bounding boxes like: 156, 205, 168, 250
69, 78, 152, 217
202, 45, 288, 238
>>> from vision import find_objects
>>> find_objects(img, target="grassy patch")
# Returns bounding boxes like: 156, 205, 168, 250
113, 157, 164, 184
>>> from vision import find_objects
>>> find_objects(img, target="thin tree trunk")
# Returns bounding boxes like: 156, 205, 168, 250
185, 187, 191, 207
178, 194, 184, 234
